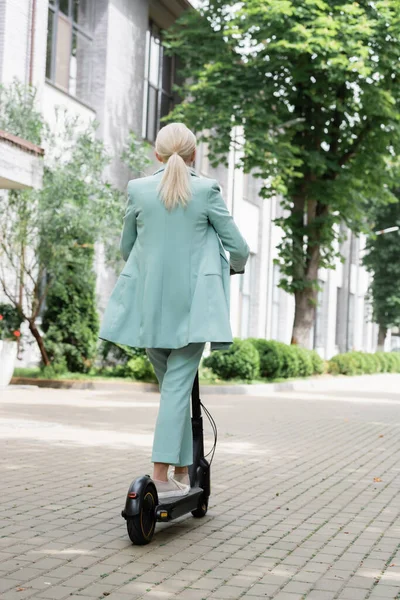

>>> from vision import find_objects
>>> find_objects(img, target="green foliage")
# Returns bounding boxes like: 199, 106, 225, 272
374, 351, 390, 373
363, 197, 400, 331
166, 0, 400, 343
40, 359, 69, 379
292, 346, 314, 377
247, 338, 323, 379
247, 338, 286, 379
328, 352, 359, 376
42, 245, 99, 373
280, 346, 300, 379
121, 131, 152, 177
98, 342, 154, 381
0, 85, 125, 367
384, 352, 400, 373
328, 351, 400, 375
203, 339, 260, 381
0, 80, 45, 144
125, 356, 157, 382
0, 303, 23, 341
199, 365, 219, 384
309, 350, 325, 375
206, 338, 324, 381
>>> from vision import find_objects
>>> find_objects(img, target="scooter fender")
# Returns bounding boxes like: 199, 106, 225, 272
122, 475, 158, 519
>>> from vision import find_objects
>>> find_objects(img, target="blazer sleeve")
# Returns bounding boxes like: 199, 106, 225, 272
207, 180, 250, 273
120, 182, 138, 262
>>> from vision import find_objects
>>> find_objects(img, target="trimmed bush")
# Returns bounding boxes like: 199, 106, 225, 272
280, 345, 300, 378
361, 352, 379, 374
292, 346, 314, 377
393, 353, 400, 372
328, 353, 358, 375
328, 350, 400, 375
98, 342, 154, 380
310, 350, 325, 375
386, 352, 400, 373
247, 338, 286, 379
375, 352, 389, 373
248, 338, 325, 380
125, 356, 156, 382
203, 339, 260, 381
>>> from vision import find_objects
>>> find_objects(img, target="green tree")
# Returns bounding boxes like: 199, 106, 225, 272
363, 197, 400, 349
0, 94, 122, 366
41, 241, 99, 372
166, 0, 400, 347
0, 80, 45, 144
121, 131, 152, 177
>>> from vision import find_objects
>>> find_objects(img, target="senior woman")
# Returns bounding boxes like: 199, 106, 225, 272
100, 122, 249, 499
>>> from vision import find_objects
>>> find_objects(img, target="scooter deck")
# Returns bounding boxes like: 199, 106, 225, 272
156, 487, 203, 522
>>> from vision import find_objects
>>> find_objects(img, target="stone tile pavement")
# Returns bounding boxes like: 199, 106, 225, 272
1, 374, 400, 600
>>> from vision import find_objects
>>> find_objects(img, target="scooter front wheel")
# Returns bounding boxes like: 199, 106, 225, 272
126, 482, 157, 545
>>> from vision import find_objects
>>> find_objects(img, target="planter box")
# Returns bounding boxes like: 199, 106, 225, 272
0, 340, 18, 387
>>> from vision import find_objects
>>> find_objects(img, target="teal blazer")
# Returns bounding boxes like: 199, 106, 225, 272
99, 166, 249, 350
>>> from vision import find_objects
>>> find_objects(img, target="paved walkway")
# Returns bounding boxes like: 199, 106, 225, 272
1, 375, 400, 600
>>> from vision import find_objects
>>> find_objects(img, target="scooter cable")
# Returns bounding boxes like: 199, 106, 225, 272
200, 400, 218, 466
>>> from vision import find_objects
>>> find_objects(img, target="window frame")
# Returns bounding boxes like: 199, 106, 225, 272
142, 21, 176, 143
46, 0, 94, 101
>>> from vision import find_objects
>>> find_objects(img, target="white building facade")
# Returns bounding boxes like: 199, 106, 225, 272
0, 0, 386, 360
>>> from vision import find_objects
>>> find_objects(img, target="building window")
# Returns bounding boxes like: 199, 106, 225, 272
142, 22, 176, 143
46, 0, 94, 104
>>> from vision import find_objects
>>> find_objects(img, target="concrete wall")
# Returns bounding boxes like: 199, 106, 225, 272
0, 139, 43, 189
102, 0, 148, 186
0, 0, 47, 96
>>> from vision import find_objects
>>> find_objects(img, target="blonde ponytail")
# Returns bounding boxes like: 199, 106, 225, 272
155, 123, 197, 210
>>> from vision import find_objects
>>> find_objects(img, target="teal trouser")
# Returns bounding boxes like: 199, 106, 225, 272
146, 343, 205, 467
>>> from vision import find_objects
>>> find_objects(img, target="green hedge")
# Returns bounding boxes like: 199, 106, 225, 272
204, 338, 325, 381
328, 351, 400, 375
203, 339, 260, 381
248, 338, 324, 380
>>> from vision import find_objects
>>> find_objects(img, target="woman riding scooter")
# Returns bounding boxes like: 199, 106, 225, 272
100, 122, 249, 500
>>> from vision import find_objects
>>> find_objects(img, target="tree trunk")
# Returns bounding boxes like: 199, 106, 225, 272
291, 287, 317, 348
377, 324, 387, 351
28, 320, 50, 366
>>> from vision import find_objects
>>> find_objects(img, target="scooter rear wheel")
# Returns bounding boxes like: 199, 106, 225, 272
191, 494, 208, 518
126, 482, 157, 545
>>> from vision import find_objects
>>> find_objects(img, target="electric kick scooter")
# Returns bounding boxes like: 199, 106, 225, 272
121, 372, 216, 545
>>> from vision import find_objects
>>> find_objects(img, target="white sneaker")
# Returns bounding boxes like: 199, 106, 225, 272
173, 472, 190, 487
154, 477, 190, 500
